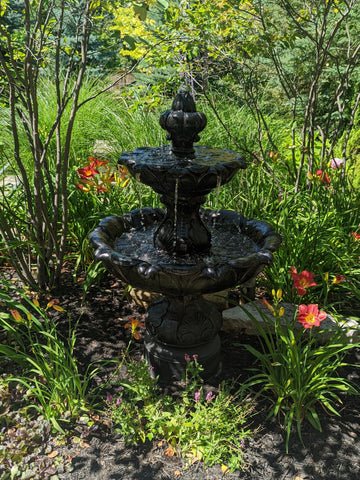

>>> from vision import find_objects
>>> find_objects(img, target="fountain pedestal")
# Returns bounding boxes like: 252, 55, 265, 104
154, 193, 210, 255
145, 294, 222, 382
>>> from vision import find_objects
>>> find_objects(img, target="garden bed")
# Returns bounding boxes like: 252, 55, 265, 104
1, 268, 360, 480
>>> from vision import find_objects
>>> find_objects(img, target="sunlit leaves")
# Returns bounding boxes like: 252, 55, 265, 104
109, 0, 165, 60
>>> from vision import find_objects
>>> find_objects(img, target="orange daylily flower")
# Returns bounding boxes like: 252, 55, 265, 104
76, 183, 91, 192
96, 184, 109, 193
260, 297, 275, 314
315, 169, 331, 186
46, 299, 58, 309
124, 317, 145, 340
297, 304, 327, 329
10, 309, 23, 322
89, 157, 109, 167
333, 274, 345, 284
288, 267, 317, 296
77, 163, 99, 179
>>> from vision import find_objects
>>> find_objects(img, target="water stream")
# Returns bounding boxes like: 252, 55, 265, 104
134, 173, 146, 229
212, 174, 222, 228
173, 177, 179, 249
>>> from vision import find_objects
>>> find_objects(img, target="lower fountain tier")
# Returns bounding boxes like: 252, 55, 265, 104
89, 207, 281, 297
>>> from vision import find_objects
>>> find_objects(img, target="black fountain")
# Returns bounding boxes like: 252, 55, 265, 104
89, 87, 281, 383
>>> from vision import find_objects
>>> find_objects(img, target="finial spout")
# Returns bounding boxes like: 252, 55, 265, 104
159, 86, 207, 158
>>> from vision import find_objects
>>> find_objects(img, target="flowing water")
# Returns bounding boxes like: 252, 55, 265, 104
212, 174, 222, 229
173, 177, 179, 249
134, 173, 146, 229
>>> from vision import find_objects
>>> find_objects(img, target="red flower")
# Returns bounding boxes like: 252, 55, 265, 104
351, 232, 360, 240
77, 163, 99, 179
297, 304, 327, 329
89, 157, 109, 167
289, 267, 317, 296
96, 184, 109, 193
332, 274, 345, 284
315, 170, 331, 186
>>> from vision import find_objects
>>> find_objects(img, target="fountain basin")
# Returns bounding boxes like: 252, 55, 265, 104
90, 206, 280, 382
119, 145, 246, 198
89, 207, 281, 297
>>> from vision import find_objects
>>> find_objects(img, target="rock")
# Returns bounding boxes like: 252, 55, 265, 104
222, 300, 360, 343
203, 290, 230, 311
129, 288, 230, 311
129, 288, 161, 309
2, 176, 20, 189
92, 140, 116, 158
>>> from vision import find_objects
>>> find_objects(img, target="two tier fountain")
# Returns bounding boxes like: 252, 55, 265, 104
90, 87, 281, 383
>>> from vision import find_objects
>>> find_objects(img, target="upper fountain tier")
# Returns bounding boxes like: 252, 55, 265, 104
119, 87, 246, 255
120, 86, 245, 198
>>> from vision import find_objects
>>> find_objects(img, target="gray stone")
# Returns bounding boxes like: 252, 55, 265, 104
129, 287, 230, 311
92, 140, 116, 157
2, 176, 20, 189
222, 300, 360, 343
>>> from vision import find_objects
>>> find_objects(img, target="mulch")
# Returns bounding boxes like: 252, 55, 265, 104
3, 268, 360, 480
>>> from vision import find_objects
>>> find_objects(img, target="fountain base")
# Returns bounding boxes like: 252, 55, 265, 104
144, 294, 222, 382
144, 334, 222, 384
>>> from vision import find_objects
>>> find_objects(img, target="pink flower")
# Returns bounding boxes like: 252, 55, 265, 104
205, 391, 214, 403
351, 232, 360, 240
330, 158, 344, 169
116, 397, 122, 406
194, 391, 201, 403
184, 353, 191, 362
297, 304, 327, 329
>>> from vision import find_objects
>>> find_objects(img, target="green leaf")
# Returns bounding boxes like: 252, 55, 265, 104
305, 408, 322, 431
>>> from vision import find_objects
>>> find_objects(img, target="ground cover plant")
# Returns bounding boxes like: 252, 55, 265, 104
106, 348, 252, 473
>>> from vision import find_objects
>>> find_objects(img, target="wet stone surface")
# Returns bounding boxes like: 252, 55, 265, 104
114, 223, 259, 267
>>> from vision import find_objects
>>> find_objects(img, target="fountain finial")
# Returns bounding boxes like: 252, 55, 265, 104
159, 86, 207, 158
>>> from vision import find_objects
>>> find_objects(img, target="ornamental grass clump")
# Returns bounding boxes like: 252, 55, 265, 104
0, 281, 101, 433
243, 288, 360, 452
